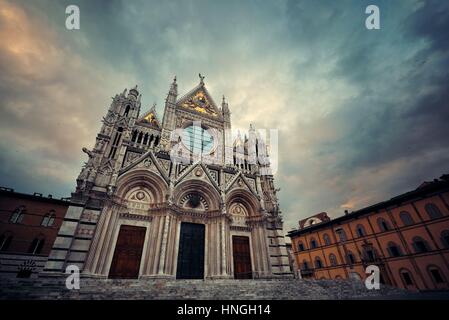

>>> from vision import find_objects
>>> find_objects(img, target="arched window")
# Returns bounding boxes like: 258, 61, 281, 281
363, 246, 376, 262
425, 203, 443, 219
131, 130, 137, 142
377, 218, 391, 232
297, 241, 305, 252
0, 233, 13, 252
355, 224, 366, 237
301, 260, 310, 270
310, 238, 318, 249
143, 133, 149, 145
427, 265, 445, 285
335, 228, 347, 242
441, 230, 449, 248
412, 236, 430, 253
41, 211, 56, 227
154, 135, 160, 146
329, 253, 338, 266
314, 257, 323, 269
387, 241, 402, 257
323, 233, 331, 246
399, 211, 414, 226
399, 268, 414, 287
10, 206, 25, 224
346, 250, 356, 264
28, 236, 45, 254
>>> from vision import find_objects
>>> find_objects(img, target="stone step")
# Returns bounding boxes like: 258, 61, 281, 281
0, 276, 411, 300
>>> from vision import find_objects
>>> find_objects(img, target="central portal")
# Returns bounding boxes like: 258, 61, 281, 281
176, 222, 205, 279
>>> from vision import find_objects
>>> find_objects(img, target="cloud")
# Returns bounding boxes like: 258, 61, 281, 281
0, 0, 448, 236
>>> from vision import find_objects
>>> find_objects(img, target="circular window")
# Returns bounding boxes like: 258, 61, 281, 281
182, 125, 214, 154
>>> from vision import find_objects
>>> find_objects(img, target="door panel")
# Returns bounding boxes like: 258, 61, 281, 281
176, 223, 205, 279
233, 236, 252, 279
109, 225, 146, 279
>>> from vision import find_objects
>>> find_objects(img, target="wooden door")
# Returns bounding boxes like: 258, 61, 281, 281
109, 225, 146, 279
233, 236, 252, 279
176, 223, 205, 279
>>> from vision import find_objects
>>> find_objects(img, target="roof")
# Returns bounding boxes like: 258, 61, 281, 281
0, 187, 71, 206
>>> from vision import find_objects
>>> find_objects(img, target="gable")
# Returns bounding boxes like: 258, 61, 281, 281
176, 85, 222, 119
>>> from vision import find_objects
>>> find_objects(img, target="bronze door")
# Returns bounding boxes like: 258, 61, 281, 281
176, 223, 205, 279
233, 236, 252, 279
109, 225, 146, 279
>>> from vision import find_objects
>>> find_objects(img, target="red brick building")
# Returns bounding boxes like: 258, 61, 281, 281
287, 175, 449, 291
0, 187, 69, 277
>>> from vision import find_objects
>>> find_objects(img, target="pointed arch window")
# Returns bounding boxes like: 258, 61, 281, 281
425, 203, 443, 219
297, 241, 305, 252
10, 206, 25, 224
399, 211, 414, 226
123, 104, 131, 117
335, 228, 347, 242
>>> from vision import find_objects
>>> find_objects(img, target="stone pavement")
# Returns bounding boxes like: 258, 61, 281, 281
0, 276, 431, 300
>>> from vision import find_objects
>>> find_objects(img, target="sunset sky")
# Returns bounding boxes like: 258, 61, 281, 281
1, 0, 448, 231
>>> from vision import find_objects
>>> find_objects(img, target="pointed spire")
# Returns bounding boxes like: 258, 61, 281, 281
166, 76, 178, 104
150, 102, 157, 112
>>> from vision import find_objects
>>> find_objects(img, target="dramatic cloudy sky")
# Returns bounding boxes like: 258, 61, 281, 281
1, 0, 448, 232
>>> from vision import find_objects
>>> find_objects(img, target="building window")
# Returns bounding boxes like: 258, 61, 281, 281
314, 257, 323, 269
363, 247, 376, 262
329, 253, 337, 266
428, 266, 445, 285
441, 230, 449, 249
377, 218, 391, 232
10, 206, 25, 224
297, 241, 305, 252
400, 269, 414, 286
412, 236, 430, 253
399, 211, 414, 226
123, 104, 131, 117
301, 260, 310, 270
387, 242, 402, 257
41, 211, 56, 227
0, 233, 13, 252
346, 251, 356, 264
28, 237, 45, 255
323, 233, 331, 246
310, 238, 317, 249
355, 224, 366, 237
425, 203, 443, 219
335, 228, 347, 242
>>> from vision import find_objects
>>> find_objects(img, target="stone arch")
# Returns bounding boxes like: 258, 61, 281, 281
226, 189, 260, 216
174, 179, 221, 211
116, 169, 167, 204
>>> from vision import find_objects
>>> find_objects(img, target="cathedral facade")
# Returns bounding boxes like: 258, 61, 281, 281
44, 75, 291, 279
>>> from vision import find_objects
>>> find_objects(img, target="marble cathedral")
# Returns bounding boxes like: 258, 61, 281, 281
44, 75, 291, 279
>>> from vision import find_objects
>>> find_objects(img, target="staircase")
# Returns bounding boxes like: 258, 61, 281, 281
0, 276, 414, 300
